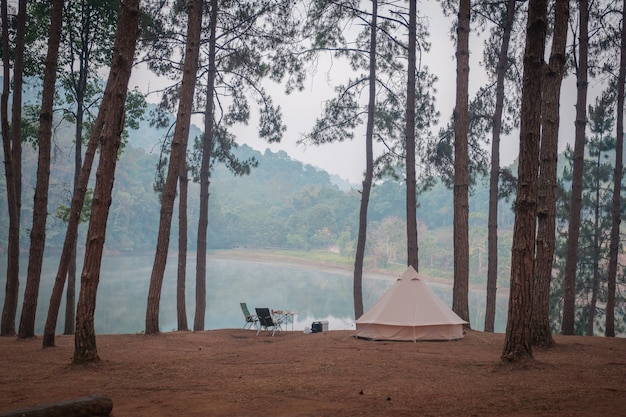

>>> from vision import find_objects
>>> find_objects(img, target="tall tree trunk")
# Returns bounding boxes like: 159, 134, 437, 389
1, 0, 25, 337
502, 0, 547, 363
18, 0, 63, 339
64, 0, 106, 336
562, 0, 589, 336
66, 70, 88, 336
453, 0, 471, 325
0, 0, 18, 337
195, 0, 218, 331
587, 156, 601, 337
605, 0, 626, 338
532, 0, 568, 348
485, 0, 516, 333
73, 0, 140, 364
177, 159, 189, 331
146, 0, 203, 335
353, 0, 377, 320
405, 0, 418, 271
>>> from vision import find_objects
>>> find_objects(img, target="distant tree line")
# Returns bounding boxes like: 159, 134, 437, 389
0, 116, 515, 273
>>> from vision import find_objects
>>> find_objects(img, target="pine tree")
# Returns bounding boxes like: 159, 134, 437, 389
502, 0, 547, 362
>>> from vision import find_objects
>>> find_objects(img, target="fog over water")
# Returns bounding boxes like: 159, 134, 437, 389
0, 253, 509, 334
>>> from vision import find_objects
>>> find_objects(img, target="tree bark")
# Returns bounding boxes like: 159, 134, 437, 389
562, 0, 589, 336
146, 0, 203, 335
73, 0, 140, 364
405, 0, 418, 271
532, 0, 568, 348
353, 0, 377, 320
65, 49, 89, 337
177, 159, 189, 331
502, 0, 547, 362
0, 0, 17, 337
453, 0, 471, 325
18, 0, 64, 339
63, 243, 76, 335
605, 0, 626, 338
195, 0, 218, 331
587, 151, 601, 336
1, 0, 26, 337
485, 0, 516, 333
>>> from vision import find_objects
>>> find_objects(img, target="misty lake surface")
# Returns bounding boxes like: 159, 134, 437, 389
0, 252, 509, 334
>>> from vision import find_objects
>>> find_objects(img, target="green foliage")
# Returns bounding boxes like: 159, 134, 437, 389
56, 189, 93, 224
123, 89, 148, 136
140, 0, 301, 194
23, 0, 144, 156
552, 91, 626, 334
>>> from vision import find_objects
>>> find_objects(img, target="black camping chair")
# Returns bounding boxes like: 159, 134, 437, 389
255, 307, 283, 336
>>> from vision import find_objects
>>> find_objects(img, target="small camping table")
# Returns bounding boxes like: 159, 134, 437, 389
272, 310, 296, 331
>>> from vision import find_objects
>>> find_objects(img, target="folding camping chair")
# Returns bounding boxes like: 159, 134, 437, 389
255, 307, 283, 336
240, 302, 258, 330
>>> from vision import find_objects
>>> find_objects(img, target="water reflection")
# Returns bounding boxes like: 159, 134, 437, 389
0, 253, 509, 334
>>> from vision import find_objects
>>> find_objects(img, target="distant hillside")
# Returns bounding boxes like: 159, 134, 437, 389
1, 78, 517, 284
126, 103, 358, 191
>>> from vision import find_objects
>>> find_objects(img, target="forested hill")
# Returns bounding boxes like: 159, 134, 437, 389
1, 119, 515, 284
1, 91, 516, 282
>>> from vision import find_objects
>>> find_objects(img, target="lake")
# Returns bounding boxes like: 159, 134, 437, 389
0, 252, 509, 334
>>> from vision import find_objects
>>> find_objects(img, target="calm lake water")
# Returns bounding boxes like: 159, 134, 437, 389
0, 252, 509, 334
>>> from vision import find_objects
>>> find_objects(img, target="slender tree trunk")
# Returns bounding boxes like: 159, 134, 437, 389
453, 0, 471, 325
587, 157, 601, 337
63, 242, 76, 335
0, 0, 25, 337
605, 0, 626, 338
195, 0, 218, 331
177, 159, 189, 331
66, 80, 87, 336
10, 0, 25, 299
502, 0, 547, 363
405, 0, 418, 271
485, 0, 516, 333
66, 23, 92, 334
0, 0, 16, 337
73, 0, 140, 364
532, 0, 568, 348
353, 0, 377, 320
562, 0, 589, 336
146, 0, 203, 335
18, 0, 63, 339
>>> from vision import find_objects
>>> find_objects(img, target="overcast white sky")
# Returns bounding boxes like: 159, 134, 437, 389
129, 2, 595, 185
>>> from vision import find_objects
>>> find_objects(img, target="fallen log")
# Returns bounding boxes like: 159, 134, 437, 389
0, 394, 112, 417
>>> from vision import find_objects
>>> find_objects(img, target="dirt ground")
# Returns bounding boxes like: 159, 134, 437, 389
1, 329, 625, 417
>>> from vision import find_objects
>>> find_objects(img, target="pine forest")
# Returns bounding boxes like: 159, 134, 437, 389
1, 0, 625, 367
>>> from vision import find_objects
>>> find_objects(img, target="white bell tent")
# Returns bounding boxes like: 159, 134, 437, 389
355, 266, 467, 341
